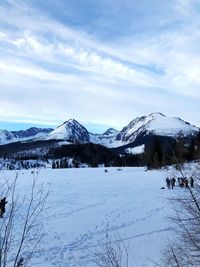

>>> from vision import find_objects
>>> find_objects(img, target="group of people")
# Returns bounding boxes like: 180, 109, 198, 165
166, 177, 176, 189
0, 197, 8, 218
165, 176, 194, 189
178, 177, 194, 188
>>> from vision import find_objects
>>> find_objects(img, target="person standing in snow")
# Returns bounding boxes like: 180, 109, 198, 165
180, 178, 185, 188
166, 177, 170, 189
190, 177, 194, 188
184, 178, 189, 188
0, 197, 8, 218
171, 177, 176, 189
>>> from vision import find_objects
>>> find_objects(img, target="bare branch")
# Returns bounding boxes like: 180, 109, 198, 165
0, 171, 49, 267
162, 162, 200, 266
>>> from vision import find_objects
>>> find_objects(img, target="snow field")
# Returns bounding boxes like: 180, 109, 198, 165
2, 167, 178, 267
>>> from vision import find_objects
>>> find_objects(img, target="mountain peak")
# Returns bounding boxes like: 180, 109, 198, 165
115, 113, 199, 147
148, 112, 165, 118
102, 128, 118, 136
62, 118, 80, 126
0, 127, 53, 145
0, 114, 199, 147
47, 118, 90, 143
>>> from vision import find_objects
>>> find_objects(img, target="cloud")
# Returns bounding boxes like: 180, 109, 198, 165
0, 0, 200, 130
0, 28, 157, 88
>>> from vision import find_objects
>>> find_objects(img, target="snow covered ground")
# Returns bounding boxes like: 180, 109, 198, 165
1, 167, 180, 267
125, 144, 145, 154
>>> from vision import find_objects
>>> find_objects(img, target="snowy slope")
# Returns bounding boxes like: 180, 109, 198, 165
125, 144, 145, 154
0, 113, 199, 147
2, 167, 181, 267
13, 127, 53, 139
131, 113, 198, 137
0, 128, 52, 145
102, 128, 119, 136
90, 113, 199, 148
46, 119, 90, 142
113, 112, 199, 147
90, 128, 119, 147
0, 129, 16, 145
47, 121, 119, 147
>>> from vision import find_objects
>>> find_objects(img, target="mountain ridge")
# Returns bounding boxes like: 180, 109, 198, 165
0, 113, 199, 148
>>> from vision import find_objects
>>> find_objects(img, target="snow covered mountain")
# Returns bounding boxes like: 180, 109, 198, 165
0, 113, 199, 148
46, 120, 119, 147
0, 127, 53, 145
46, 119, 90, 143
113, 112, 199, 148
0, 130, 16, 145
89, 128, 119, 147
13, 127, 53, 139
102, 128, 119, 137
44, 113, 199, 149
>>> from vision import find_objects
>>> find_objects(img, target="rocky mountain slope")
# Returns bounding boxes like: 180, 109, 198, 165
113, 112, 199, 147
46, 119, 90, 143
0, 113, 199, 149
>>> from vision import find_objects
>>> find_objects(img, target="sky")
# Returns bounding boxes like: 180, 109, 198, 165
0, 0, 200, 133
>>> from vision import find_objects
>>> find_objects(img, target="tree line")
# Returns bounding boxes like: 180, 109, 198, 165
50, 143, 145, 168
145, 133, 200, 169
0, 132, 200, 170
